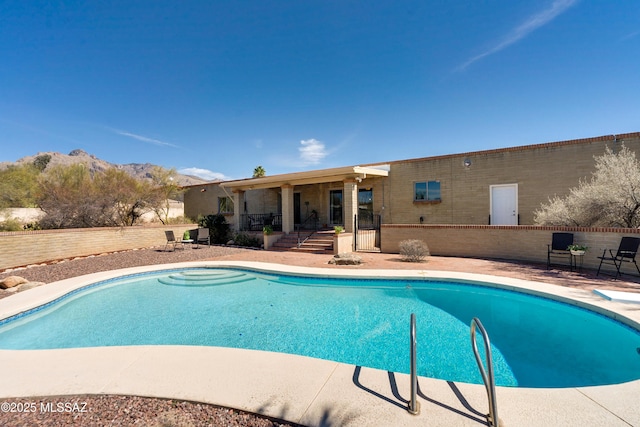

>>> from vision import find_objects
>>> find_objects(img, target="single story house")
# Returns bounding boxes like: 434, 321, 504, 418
184, 132, 640, 248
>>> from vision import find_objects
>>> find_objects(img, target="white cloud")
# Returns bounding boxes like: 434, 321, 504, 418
299, 138, 328, 165
111, 128, 178, 148
457, 0, 579, 71
178, 167, 231, 181
620, 30, 640, 42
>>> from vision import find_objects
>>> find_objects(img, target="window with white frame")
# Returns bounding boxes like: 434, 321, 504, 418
414, 181, 441, 202
218, 197, 233, 214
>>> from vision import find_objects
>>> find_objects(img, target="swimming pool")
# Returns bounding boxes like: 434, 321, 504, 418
1, 266, 639, 388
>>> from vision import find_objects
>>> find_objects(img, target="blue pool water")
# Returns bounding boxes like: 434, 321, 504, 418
1, 268, 639, 388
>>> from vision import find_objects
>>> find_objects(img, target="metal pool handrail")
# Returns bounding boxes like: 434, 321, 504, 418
470, 317, 499, 427
407, 313, 420, 415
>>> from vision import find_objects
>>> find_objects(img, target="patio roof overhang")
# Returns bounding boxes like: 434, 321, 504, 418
220, 165, 389, 191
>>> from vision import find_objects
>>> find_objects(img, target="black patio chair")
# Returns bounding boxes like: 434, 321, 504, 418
597, 236, 640, 279
547, 232, 573, 269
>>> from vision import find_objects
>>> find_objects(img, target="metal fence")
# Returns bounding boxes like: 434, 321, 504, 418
240, 214, 282, 231
354, 214, 381, 251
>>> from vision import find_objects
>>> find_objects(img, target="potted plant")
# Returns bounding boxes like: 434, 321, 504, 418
262, 225, 273, 235
567, 244, 588, 255
333, 225, 344, 235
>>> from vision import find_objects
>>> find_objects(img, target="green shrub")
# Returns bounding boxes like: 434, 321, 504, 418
233, 232, 261, 248
23, 222, 41, 231
198, 214, 230, 244
167, 216, 195, 225
399, 239, 430, 262
0, 218, 23, 232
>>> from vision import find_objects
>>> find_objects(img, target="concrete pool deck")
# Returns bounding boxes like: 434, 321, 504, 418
0, 260, 639, 426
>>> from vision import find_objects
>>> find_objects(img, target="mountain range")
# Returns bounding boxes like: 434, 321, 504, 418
0, 149, 210, 187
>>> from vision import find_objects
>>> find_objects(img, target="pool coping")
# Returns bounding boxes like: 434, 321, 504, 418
0, 261, 638, 426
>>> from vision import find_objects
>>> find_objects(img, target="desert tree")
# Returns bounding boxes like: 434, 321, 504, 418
94, 168, 156, 226
0, 164, 40, 209
534, 145, 640, 227
147, 166, 183, 224
36, 164, 102, 228
36, 164, 164, 228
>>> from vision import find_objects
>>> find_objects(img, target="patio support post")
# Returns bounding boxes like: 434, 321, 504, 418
343, 178, 358, 235
232, 190, 245, 232
281, 184, 295, 234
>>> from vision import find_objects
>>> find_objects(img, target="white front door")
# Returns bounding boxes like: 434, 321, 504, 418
490, 184, 518, 225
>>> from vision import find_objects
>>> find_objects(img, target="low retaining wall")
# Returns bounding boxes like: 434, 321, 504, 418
3, 224, 640, 275
381, 225, 640, 274
0, 225, 195, 271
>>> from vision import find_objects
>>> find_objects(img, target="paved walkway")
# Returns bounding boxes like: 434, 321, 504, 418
214, 250, 640, 293
1, 256, 639, 426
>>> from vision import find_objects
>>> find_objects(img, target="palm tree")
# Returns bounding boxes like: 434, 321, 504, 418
252, 165, 266, 178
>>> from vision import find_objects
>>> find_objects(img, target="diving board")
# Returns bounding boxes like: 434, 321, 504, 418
593, 289, 640, 304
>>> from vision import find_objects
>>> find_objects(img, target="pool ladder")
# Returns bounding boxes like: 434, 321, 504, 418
408, 313, 420, 414
470, 317, 499, 427
407, 315, 499, 426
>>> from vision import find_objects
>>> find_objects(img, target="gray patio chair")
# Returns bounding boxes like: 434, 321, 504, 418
597, 236, 640, 279
164, 230, 184, 251
547, 232, 573, 269
195, 227, 210, 248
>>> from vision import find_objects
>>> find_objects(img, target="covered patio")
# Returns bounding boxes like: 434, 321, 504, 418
220, 165, 389, 234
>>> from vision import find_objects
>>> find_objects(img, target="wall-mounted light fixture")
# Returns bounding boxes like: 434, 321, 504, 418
463, 159, 472, 168
419, 216, 424, 224
200, 188, 207, 192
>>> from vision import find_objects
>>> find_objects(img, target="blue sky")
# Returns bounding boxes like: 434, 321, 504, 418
1, 1, 638, 181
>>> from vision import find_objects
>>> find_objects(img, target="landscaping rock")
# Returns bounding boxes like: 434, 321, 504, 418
0, 276, 28, 289
328, 253, 363, 265
17, 281, 47, 292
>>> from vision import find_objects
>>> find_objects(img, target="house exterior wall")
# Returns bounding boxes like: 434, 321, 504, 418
183, 133, 640, 228
244, 189, 280, 216
183, 182, 228, 220
296, 184, 326, 225
383, 133, 640, 225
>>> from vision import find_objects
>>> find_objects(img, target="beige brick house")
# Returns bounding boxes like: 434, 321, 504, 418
184, 132, 640, 237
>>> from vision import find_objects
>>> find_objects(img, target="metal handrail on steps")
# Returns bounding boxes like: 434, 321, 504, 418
408, 313, 420, 415
296, 212, 319, 248
470, 317, 499, 427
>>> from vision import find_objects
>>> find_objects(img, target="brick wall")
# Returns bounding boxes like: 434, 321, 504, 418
384, 133, 640, 225
0, 224, 195, 270
183, 133, 640, 228
381, 224, 640, 273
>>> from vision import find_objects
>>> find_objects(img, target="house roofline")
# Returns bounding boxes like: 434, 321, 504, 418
182, 131, 640, 189
374, 132, 640, 166
220, 165, 389, 190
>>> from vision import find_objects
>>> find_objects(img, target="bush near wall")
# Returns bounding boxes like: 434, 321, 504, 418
0, 225, 195, 271
381, 224, 640, 275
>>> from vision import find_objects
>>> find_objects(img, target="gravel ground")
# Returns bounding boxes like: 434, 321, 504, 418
0, 245, 247, 288
0, 395, 301, 427
0, 245, 301, 427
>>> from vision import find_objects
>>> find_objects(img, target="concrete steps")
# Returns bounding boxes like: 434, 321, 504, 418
269, 230, 334, 254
